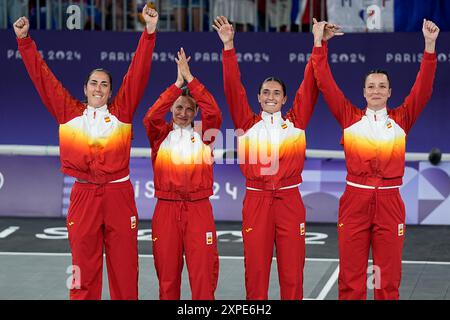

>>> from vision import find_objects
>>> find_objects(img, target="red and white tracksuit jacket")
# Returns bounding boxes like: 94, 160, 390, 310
143, 78, 222, 300
18, 31, 156, 300
222, 48, 319, 300
312, 41, 437, 300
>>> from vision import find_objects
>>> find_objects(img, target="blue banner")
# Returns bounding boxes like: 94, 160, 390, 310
1, 30, 449, 153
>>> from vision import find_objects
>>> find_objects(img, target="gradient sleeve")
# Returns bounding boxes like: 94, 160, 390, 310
143, 84, 181, 150
285, 53, 319, 130
187, 78, 222, 146
110, 31, 156, 123
311, 41, 360, 129
222, 48, 259, 132
17, 36, 84, 124
392, 51, 437, 133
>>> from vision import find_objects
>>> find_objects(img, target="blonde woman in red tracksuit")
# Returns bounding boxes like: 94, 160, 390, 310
143, 48, 222, 300
213, 16, 338, 300
13, 7, 158, 300
311, 19, 439, 300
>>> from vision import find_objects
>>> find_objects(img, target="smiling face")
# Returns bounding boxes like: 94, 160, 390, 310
171, 96, 197, 127
83, 71, 112, 108
363, 73, 392, 111
257, 80, 287, 114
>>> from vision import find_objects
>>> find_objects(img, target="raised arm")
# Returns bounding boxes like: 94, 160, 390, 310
213, 16, 258, 132
14, 16, 84, 124
393, 19, 438, 133
110, 6, 158, 123
288, 20, 347, 129
285, 55, 318, 130
191, 80, 222, 145
311, 19, 360, 128
286, 20, 345, 129
143, 84, 180, 150
176, 48, 222, 145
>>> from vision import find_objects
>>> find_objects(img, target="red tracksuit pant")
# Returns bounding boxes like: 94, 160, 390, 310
151, 198, 219, 300
242, 187, 306, 300
338, 185, 405, 300
66, 180, 139, 300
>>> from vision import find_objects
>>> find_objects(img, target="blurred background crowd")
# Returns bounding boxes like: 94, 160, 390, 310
0, 0, 449, 33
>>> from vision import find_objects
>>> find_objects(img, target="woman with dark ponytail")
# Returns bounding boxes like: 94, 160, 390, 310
213, 15, 339, 300
14, 5, 159, 300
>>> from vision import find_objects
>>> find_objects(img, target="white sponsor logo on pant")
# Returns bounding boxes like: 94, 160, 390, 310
367, 265, 381, 290
66, 265, 81, 290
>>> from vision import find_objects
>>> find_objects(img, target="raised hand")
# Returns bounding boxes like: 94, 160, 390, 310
312, 18, 327, 47
323, 22, 344, 41
175, 60, 184, 88
212, 16, 234, 50
423, 19, 439, 53
13, 16, 29, 39
142, 4, 158, 34
175, 47, 193, 83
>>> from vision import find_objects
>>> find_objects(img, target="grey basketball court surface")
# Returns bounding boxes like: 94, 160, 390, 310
1, 218, 450, 300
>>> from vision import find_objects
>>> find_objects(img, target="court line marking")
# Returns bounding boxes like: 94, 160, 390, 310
316, 265, 340, 300
1, 252, 450, 265
1, 252, 449, 300
0, 227, 20, 239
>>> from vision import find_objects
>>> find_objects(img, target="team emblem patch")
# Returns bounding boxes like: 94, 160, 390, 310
281, 123, 288, 129
104, 116, 111, 123
191, 136, 196, 143
206, 232, 213, 245
386, 121, 392, 129
130, 216, 137, 229
398, 223, 404, 236
300, 223, 305, 236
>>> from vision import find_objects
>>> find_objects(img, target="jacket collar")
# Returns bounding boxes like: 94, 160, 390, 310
173, 122, 194, 133
261, 111, 283, 124
85, 104, 108, 114
365, 107, 387, 121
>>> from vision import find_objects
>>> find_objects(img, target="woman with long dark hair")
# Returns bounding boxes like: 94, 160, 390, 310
13, 5, 159, 300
